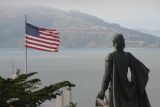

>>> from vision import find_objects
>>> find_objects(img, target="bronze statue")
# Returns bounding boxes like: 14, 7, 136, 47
97, 34, 151, 107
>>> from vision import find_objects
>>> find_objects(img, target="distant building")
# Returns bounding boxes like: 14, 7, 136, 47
55, 86, 72, 107
11, 69, 21, 79
63, 87, 72, 107
55, 91, 63, 107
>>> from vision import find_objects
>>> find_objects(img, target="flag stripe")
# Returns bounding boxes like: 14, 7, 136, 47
26, 35, 60, 44
26, 44, 58, 52
39, 29, 59, 34
39, 30, 59, 36
39, 34, 59, 40
38, 35, 60, 42
26, 39, 59, 47
26, 40, 58, 49
26, 36, 59, 46
39, 28, 58, 31
39, 31, 59, 38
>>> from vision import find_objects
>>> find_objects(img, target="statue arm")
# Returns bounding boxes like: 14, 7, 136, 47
98, 53, 113, 99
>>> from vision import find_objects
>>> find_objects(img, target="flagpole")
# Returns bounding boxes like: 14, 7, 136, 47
25, 15, 28, 74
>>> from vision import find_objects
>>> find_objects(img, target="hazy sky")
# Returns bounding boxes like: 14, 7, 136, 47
1, 0, 160, 30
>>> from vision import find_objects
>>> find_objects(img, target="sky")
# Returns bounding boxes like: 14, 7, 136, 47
1, 0, 160, 30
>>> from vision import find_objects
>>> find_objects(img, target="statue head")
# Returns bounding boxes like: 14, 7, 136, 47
112, 34, 125, 51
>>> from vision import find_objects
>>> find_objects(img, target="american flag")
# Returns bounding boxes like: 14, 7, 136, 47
25, 23, 60, 52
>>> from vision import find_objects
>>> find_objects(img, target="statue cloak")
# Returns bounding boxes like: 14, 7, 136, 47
100, 51, 151, 107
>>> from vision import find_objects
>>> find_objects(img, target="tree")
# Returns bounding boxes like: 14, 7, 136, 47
0, 72, 75, 107
69, 102, 77, 107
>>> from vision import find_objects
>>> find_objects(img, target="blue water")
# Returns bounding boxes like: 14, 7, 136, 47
0, 48, 160, 107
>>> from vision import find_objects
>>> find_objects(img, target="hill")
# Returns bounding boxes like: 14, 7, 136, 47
0, 6, 160, 48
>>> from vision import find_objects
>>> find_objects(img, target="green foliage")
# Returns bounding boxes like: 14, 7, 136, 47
0, 72, 75, 107
69, 102, 77, 107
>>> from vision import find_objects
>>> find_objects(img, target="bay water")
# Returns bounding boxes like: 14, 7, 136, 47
0, 48, 159, 107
